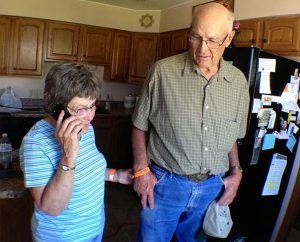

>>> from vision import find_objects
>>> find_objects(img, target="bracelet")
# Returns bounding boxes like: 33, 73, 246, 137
132, 166, 150, 179
230, 165, 243, 173
108, 169, 117, 182
59, 163, 75, 172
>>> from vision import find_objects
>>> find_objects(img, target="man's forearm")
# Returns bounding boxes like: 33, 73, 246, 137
132, 126, 149, 171
228, 142, 243, 175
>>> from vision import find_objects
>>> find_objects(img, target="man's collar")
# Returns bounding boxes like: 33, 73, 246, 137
181, 54, 234, 84
218, 58, 233, 83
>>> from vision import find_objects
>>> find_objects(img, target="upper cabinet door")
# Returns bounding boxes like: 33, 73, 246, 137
0, 17, 11, 74
10, 18, 45, 75
234, 19, 264, 48
263, 16, 300, 54
104, 30, 131, 82
129, 32, 158, 85
80, 27, 112, 65
46, 22, 80, 61
157, 32, 171, 60
158, 29, 189, 60
170, 29, 189, 56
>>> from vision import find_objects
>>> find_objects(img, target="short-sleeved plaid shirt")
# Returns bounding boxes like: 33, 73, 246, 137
132, 52, 249, 175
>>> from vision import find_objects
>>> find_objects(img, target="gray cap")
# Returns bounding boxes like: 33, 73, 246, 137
203, 200, 233, 238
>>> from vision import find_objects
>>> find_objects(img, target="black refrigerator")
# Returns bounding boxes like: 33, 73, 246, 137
222, 47, 300, 241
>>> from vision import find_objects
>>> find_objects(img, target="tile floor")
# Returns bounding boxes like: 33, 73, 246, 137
103, 182, 300, 242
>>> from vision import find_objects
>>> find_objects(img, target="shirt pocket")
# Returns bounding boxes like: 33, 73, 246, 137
217, 119, 239, 152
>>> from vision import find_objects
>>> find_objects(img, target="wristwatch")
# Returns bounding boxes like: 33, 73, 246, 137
59, 163, 75, 171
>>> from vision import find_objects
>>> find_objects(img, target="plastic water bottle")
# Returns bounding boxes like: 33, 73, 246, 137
105, 94, 111, 111
0, 133, 13, 169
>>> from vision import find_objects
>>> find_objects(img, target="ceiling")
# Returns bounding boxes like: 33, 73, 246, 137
84, 0, 195, 10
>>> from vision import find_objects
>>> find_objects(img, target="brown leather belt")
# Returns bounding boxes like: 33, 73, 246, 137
150, 160, 211, 183
184, 173, 211, 182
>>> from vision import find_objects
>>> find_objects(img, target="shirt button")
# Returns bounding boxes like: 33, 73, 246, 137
205, 105, 209, 109
204, 127, 208, 131
204, 147, 208, 151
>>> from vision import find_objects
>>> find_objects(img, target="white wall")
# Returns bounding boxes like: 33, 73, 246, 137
235, 0, 300, 20
159, 0, 207, 32
159, 0, 300, 31
0, 0, 160, 32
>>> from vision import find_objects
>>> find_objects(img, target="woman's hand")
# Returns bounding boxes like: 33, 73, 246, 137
116, 169, 133, 184
55, 110, 83, 163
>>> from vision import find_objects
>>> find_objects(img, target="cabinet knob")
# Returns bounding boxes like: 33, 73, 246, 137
251, 39, 255, 44
263, 38, 267, 43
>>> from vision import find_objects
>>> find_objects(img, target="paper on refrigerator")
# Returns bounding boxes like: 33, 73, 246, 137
262, 154, 287, 196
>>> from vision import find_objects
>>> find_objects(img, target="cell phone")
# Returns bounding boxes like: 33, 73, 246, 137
51, 104, 71, 121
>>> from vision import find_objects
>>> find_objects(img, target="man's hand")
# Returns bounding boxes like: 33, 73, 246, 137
217, 170, 242, 206
133, 171, 157, 209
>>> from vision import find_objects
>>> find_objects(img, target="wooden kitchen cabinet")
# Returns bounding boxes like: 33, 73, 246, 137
128, 32, 158, 85
46, 21, 112, 65
104, 30, 131, 82
10, 18, 45, 75
235, 15, 300, 56
80, 26, 112, 64
110, 117, 132, 169
158, 28, 189, 60
92, 117, 113, 160
92, 115, 133, 169
0, 193, 33, 242
234, 19, 264, 48
170, 29, 189, 56
45, 22, 80, 61
158, 32, 171, 60
0, 16, 11, 74
262, 16, 300, 55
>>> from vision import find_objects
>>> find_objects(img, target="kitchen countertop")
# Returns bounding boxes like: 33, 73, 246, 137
0, 175, 27, 199
0, 159, 27, 199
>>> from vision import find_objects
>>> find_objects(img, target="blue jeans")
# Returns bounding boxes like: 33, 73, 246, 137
137, 163, 224, 242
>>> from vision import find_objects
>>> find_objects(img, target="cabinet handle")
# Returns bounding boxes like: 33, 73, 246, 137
251, 39, 255, 44
263, 38, 267, 43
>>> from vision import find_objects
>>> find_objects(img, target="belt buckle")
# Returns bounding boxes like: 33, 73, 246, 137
186, 173, 209, 182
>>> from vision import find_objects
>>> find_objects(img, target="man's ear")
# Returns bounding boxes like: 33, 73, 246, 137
225, 31, 235, 47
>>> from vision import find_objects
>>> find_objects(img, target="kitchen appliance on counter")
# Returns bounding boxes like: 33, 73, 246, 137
0, 149, 21, 179
124, 94, 136, 109
223, 47, 300, 241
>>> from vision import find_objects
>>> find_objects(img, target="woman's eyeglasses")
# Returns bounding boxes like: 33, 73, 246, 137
67, 103, 97, 116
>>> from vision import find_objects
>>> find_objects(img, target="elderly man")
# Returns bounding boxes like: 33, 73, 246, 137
131, 2, 250, 242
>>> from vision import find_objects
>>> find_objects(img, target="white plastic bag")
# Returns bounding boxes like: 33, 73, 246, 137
0, 87, 22, 112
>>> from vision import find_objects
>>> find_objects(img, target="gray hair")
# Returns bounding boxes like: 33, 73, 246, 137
44, 62, 101, 113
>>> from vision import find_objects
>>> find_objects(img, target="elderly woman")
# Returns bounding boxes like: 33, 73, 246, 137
20, 62, 132, 242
